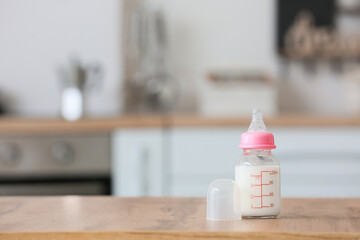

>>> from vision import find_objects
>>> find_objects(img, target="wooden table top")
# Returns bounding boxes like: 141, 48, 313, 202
0, 197, 359, 240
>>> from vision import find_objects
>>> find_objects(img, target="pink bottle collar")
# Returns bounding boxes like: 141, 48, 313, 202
238, 132, 276, 149
239, 109, 276, 149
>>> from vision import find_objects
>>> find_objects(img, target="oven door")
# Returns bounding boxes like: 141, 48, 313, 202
0, 177, 111, 195
0, 134, 111, 195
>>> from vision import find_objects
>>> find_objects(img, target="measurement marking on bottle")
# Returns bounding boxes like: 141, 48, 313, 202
251, 174, 261, 177
250, 170, 277, 209
251, 206, 262, 209
261, 171, 263, 207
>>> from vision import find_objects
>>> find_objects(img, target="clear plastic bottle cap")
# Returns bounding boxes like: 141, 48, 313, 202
206, 179, 241, 220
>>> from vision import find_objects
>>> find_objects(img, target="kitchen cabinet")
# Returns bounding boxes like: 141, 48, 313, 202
112, 128, 164, 196
275, 127, 360, 197
112, 125, 360, 198
169, 128, 245, 196
170, 127, 360, 197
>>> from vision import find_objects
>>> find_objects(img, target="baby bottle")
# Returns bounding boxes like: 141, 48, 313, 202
235, 109, 280, 218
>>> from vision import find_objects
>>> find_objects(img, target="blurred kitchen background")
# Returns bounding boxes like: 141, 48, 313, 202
0, 0, 359, 197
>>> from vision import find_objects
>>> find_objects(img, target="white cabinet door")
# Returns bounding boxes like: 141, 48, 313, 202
169, 127, 246, 196
169, 127, 360, 198
275, 127, 360, 198
112, 128, 163, 196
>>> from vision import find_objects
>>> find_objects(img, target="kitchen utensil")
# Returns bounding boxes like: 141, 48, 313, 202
125, 4, 179, 112
58, 58, 103, 121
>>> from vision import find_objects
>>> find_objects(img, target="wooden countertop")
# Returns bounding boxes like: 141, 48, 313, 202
1, 114, 360, 134
0, 197, 359, 240
0, 115, 164, 134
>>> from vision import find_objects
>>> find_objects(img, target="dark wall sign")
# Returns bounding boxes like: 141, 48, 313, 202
277, 0, 336, 56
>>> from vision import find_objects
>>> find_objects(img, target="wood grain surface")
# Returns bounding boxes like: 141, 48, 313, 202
0, 197, 358, 240
0, 115, 164, 134
0, 114, 360, 135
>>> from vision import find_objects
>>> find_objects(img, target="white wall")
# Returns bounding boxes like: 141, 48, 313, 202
149, 0, 352, 115
151, 0, 278, 111
0, 0, 354, 116
0, 0, 122, 117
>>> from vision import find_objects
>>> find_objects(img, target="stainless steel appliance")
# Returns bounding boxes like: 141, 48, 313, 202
0, 134, 111, 195
123, 0, 179, 112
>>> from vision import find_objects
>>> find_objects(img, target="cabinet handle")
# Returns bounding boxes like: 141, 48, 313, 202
140, 147, 150, 196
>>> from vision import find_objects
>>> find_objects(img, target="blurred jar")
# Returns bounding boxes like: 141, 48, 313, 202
58, 58, 102, 121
